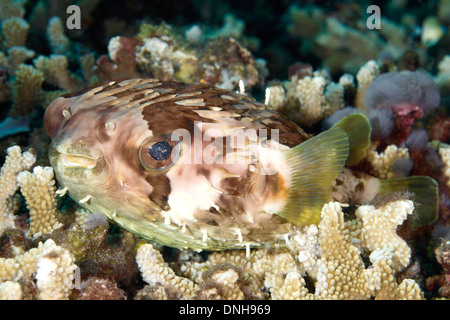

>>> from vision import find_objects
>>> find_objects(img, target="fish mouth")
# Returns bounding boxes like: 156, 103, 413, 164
49, 144, 98, 169
61, 154, 97, 169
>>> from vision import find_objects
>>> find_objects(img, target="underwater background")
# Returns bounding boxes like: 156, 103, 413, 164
0, 0, 449, 300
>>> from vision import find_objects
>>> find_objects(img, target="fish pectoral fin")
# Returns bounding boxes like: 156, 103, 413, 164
277, 127, 349, 226
379, 176, 439, 226
332, 113, 371, 166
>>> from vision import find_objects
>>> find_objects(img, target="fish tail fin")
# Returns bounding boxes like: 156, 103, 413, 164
379, 176, 439, 225
277, 127, 349, 226
332, 113, 372, 166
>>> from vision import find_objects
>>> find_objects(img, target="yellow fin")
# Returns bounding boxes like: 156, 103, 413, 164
379, 176, 439, 226
277, 127, 349, 226
332, 113, 371, 166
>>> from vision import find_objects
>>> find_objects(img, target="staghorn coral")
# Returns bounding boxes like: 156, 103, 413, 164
288, 75, 330, 124
312, 202, 371, 299
6, 46, 35, 76
1, 16, 29, 49
0, 239, 78, 300
0, 143, 140, 296
196, 263, 245, 300
135, 200, 423, 300
266, 71, 345, 126
34, 54, 83, 92
46, 17, 70, 55
366, 144, 412, 179
35, 239, 77, 300
0, 12, 90, 138
0, 146, 36, 235
17, 166, 62, 238
136, 243, 199, 300
354, 60, 379, 111
10, 63, 45, 118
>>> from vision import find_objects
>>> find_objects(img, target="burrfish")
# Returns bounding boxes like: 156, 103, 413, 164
44, 78, 438, 251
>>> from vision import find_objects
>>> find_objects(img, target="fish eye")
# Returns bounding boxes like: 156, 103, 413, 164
148, 141, 172, 161
139, 135, 181, 171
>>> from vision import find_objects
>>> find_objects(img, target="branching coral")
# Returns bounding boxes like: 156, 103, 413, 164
46, 17, 70, 55
34, 54, 83, 92
136, 243, 198, 300
35, 239, 77, 300
0, 239, 78, 300
136, 244, 196, 299
135, 200, 423, 300
0, 10, 89, 137
17, 166, 62, 238
0, 145, 141, 300
0, 146, 36, 235
2, 16, 29, 49
266, 72, 345, 126
0, 1, 445, 301
355, 60, 379, 111
366, 144, 412, 179
10, 64, 45, 117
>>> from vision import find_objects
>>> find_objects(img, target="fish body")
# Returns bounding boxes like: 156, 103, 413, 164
44, 78, 436, 251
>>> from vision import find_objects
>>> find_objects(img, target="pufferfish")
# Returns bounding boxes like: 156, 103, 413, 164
44, 78, 438, 251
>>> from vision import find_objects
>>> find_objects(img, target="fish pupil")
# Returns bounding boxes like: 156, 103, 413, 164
148, 141, 172, 161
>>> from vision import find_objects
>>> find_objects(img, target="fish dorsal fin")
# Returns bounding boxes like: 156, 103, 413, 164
332, 113, 371, 166
277, 127, 349, 226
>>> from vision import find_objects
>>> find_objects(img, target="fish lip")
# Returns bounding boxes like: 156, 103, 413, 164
49, 144, 99, 169
60, 154, 98, 169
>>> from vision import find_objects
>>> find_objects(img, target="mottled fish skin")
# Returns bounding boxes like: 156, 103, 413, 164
44, 78, 312, 251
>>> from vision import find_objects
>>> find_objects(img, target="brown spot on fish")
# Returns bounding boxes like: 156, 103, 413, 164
145, 173, 171, 210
